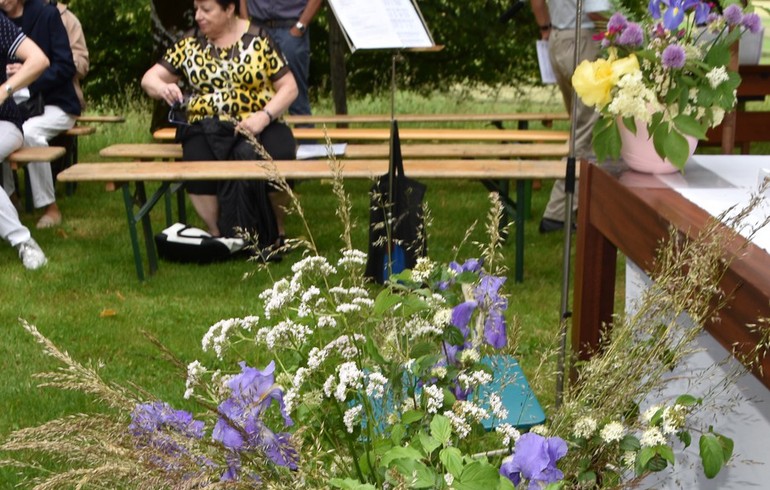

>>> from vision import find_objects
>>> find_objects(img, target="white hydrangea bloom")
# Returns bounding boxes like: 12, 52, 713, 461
600, 421, 625, 443
706, 66, 729, 89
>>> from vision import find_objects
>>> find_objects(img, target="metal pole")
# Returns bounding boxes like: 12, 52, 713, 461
555, 0, 584, 408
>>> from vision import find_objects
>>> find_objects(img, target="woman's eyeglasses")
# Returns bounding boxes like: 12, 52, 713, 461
167, 102, 190, 127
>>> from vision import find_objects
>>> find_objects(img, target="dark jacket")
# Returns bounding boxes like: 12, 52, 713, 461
7, 0, 80, 116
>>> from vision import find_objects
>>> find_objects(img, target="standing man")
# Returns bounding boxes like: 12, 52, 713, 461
530, 0, 608, 233
240, 0, 322, 118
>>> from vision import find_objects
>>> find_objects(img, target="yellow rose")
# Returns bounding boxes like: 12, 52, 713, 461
572, 58, 615, 108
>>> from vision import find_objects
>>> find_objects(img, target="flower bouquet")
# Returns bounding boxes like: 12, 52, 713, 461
572, 0, 761, 171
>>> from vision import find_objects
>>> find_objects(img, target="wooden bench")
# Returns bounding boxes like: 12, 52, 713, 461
153, 126, 570, 143
6, 146, 68, 212
100, 142, 569, 160
58, 158, 574, 282
76, 115, 126, 124
283, 112, 569, 126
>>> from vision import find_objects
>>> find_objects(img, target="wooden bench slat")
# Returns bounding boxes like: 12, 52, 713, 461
284, 112, 570, 125
65, 125, 97, 136
100, 142, 569, 160
58, 159, 572, 183
9, 146, 67, 163
153, 126, 570, 142
76, 115, 125, 123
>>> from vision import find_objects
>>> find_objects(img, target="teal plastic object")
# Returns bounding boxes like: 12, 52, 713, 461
479, 355, 546, 430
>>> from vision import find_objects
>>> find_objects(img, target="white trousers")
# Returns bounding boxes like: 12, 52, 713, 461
1, 105, 76, 208
0, 121, 30, 246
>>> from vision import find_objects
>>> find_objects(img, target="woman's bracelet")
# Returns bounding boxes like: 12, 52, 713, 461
262, 108, 275, 123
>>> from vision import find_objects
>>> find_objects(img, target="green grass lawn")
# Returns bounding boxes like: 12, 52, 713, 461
0, 88, 615, 485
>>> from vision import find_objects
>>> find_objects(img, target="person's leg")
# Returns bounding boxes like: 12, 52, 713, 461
182, 133, 220, 236
22, 105, 77, 228
260, 122, 297, 238
0, 122, 46, 269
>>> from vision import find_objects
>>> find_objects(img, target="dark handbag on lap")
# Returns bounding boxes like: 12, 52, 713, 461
17, 92, 44, 120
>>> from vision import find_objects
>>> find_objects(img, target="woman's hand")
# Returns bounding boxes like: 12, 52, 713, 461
236, 110, 271, 136
158, 82, 184, 106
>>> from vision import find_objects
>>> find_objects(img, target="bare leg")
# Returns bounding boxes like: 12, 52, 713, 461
269, 190, 289, 238
188, 194, 220, 236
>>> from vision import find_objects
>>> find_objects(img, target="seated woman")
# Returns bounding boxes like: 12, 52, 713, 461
141, 0, 298, 252
0, 14, 51, 269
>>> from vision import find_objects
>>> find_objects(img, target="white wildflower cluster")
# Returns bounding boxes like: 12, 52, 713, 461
573, 417, 598, 439
411, 257, 434, 283
424, 384, 444, 414
607, 72, 660, 122
330, 286, 373, 314
297, 285, 323, 318
324, 334, 365, 360
432, 308, 452, 327
430, 366, 448, 379
343, 404, 363, 433
184, 360, 206, 399
317, 315, 337, 328
458, 349, 480, 366
201, 316, 259, 359
443, 401, 489, 439
495, 423, 521, 446
443, 473, 454, 486
337, 249, 367, 268
259, 278, 298, 319
642, 404, 662, 423
457, 370, 492, 391
640, 426, 667, 447
407, 317, 443, 340
661, 404, 687, 435
324, 361, 364, 402
256, 319, 313, 349
705, 66, 729, 89
404, 359, 416, 374
401, 397, 417, 414
600, 421, 625, 443
291, 255, 337, 277
365, 371, 388, 400
488, 393, 509, 420
530, 424, 549, 436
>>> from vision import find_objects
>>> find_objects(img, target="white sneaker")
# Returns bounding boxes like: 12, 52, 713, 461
16, 238, 47, 270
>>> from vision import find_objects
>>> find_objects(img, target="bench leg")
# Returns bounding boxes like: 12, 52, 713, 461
122, 182, 169, 280
515, 180, 526, 283
122, 185, 146, 281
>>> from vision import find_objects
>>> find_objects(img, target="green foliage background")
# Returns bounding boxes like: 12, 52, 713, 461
66, 0, 544, 102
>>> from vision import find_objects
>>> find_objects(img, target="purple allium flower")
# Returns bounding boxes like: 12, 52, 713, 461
212, 361, 298, 480
607, 12, 628, 32
499, 432, 568, 489
723, 4, 743, 26
661, 44, 686, 69
617, 22, 644, 46
742, 12, 762, 34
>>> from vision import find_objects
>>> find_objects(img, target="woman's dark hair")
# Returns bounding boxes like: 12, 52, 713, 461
214, 0, 240, 15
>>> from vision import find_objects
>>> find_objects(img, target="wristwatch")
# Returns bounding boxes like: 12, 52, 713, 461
295, 21, 306, 33
4, 84, 12, 96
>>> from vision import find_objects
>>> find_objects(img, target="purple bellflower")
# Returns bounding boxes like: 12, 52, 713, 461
500, 432, 568, 489
449, 273, 508, 350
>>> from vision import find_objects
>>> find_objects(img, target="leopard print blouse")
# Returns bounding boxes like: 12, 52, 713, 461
160, 23, 290, 123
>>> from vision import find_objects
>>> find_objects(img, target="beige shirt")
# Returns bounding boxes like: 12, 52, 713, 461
56, 3, 89, 110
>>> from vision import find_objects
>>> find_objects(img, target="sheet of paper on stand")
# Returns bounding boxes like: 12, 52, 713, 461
536, 40, 556, 84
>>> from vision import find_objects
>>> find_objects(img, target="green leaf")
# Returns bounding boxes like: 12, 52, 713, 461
673, 114, 707, 139
328, 478, 377, 490
657, 445, 676, 465
399, 294, 430, 316
578, 470, 597, 484
380, 445, 423, 468
373, 289, 403, 316
443, 325, 465, 346
635, 447, 656, 475
430, 414, 453, 445
440, 447, 464, 477
660, 126, 690, 171
401, 409, 425, 425
410, 341, 437, 359
674, 394, 700, 406
678, 430, 692, 449
365, 335, 387, 364
699, 433, 725, 478
620, 434, 641, 452
593, 118, 621, 162
419, 431, 441, 456
390, 423, 406, 445
716, 433, 734, 462
498, 475, 517, 490
647, 454, 669, 472
454, 461, 502, 490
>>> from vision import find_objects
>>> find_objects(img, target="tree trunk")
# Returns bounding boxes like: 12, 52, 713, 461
327, 14, 348, 124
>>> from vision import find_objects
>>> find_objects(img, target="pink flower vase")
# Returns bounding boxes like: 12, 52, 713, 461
618, 122, 698, 174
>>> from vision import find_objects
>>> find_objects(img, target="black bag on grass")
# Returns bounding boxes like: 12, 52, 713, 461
154, 223, 245, 264
365, 121, 427, 283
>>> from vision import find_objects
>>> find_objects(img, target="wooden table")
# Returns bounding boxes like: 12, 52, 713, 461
573, 157, 770, 389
